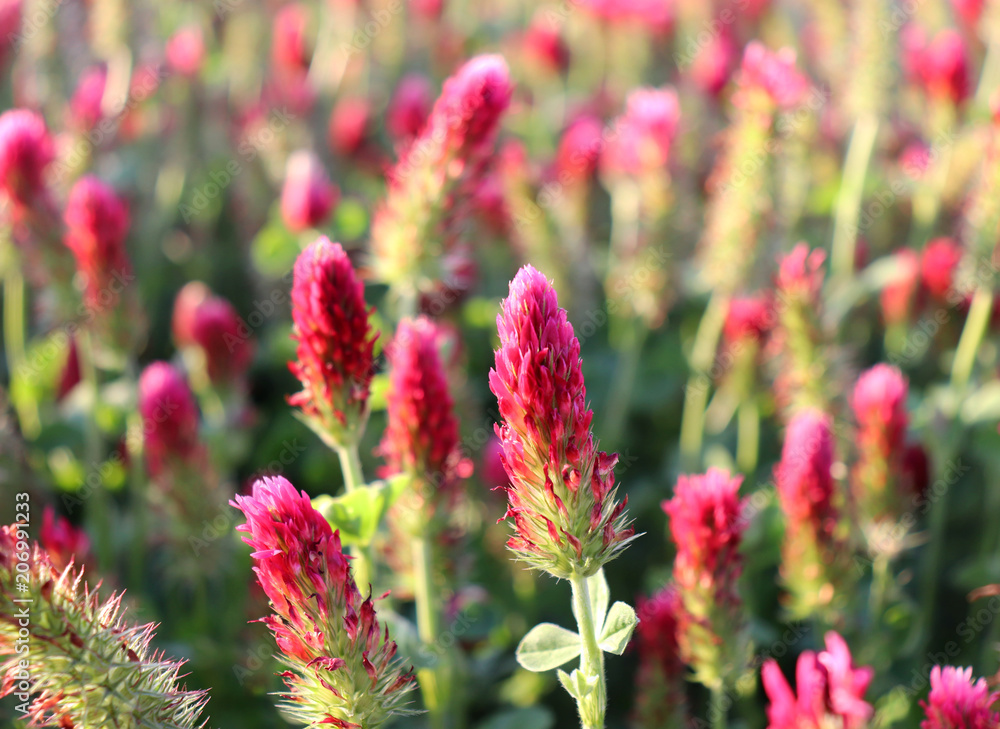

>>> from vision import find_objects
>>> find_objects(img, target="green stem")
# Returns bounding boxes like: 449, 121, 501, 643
830, 114, 879, 284
414, 535, 448, 729
709, 685, 728, 729
950, 287, 993, 393
3, 264, 41, 438
679, 294, 728, 471
735, 397, 759, 475
335, 443, 374, 591
78, 330, 111, 571
570, 573, 606, 729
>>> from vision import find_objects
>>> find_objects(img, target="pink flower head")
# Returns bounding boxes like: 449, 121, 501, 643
690, 28, 737, 98
880, 248, 920, 326
281, 150, 339, 232
555, 113, 604, 184
409, 0, 443, 20
602, 87, 680, 177
231, 476, 416, 725
921, 237, 963, 301
736, 42, 810, 110
63, 175, 132, 309
903, 27, 971, 105
921, 666, 1000, 729
776, 244, 825, 303
191, 295, 255, 385
40, 506, 91, 572
172, 280, 212, 347
166, 26, 205, 78
951, 0, 984, 27
379, 317, 469, 510
490, 265, 632, 577
663, 468, 745, 590
272, 3, 312, 76
775, 410, 836, 542
0, 109, 54, 209
138, 362, 201, 478
68, 66, 108, 131
522, 18, 570, 75
0, 0, 21, 68
852, 364, 909, 457
636, 585, 683, 678
577, 0, 673, 32
763, 632, 873, 729
723, 295, 772, 345
901, 141, 933, 180
288, 238, 377, 446
387, 74, 433, 144
329, 97, 372, 158
429, 54, 512, 159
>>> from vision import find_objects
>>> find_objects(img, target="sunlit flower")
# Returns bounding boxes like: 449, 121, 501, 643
920, 666, 1000, 729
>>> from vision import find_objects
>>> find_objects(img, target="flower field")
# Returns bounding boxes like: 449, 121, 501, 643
1, 1, 1000, 728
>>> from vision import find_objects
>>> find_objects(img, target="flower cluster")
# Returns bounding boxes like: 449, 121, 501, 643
490, 265, 633, 578
281, 150, 339, 232
762, 632, 873, 729
139, 361, 203, 479
232, 476, 416, 728
0, 524, 210, 728
288, 237, 377, 448
920, 666, 1000, 729
173, 281, 255, 387
662, 468, 749, 689
0, 109, 54, 211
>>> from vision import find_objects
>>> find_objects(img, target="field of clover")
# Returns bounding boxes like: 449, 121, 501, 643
2, 0, 1000, 728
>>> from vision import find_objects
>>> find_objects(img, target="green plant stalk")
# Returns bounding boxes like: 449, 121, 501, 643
735, 396, 759, 475
335, 443, 374, 591
414, 534, 450, 729
679, 294, 728, 471
3, 264, 41, 438
78, 329, 112, 572
830, 113, 879, 284
950, 287, 993, 392
709, 685, 728, 729
570, 572, 606, 729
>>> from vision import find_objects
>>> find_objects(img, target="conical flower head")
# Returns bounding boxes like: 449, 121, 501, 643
0, 525, 210, 728
430, 54, 512, 159
379, 316, 469, 528
601, 86, 680, 177
851, 364, 909, 521
0, 109, 54, 209
138, 361, 202, 479
490, 265, 632, 578
231, 476, 415, 728
762, 632, 873, 729
281, 150, 339, 232
288, 237, 377, 448
662, 468, 748, 689
63, 175, 131, 308
920, 666, 1000, 729
190, 294, 255, 385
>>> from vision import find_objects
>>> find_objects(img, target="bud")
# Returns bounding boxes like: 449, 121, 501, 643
329, 97, 372, 158
902, 27, 971, 106
723, 295, 772, 346
0, 525, 210, 728
920, 237, 963, 301
138, 361, 202, 479
762, 632, 873, 729
63, 175, 131, 310
522, 17, 570, 75
555, 113, 604, 185
231, 476, 416, 727
920, 666, 1000, 729
39, 506, 92, 572
272, 3, 312, 76
851, 364, 909, 522
288, 238, 377, 448
662, 468, 748, 689
490, 265, 633, 578
689, 29, 737, 98
166, 26, 206, 78
172, 280, 212, 348
68, 66, 108, 131
190, 295, 256, 385
601, 87, 680, 177
280, 150, 339, 232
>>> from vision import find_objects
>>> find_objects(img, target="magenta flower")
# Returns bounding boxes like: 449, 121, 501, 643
555, 114, 604, 185
166, 26, 205, 78
329, 98, 373, 159
735, 42, 811, 110
172, 280, 212, 347
602, 87, 680, 177
271, 3, 312, 76
851, 364, 909, 521
0, 109, 54, 210
921, 666, 1000, 729
429, 54, 512, 159
63, 175, 131, 309
903, 27, 971, 105
662, 468, 748, 688
880, 248, 920, 327
231, 476, 415, 727
190, 295, 255, 385
723, 295, 772, 346
490, 265, 632, 578
68, 66, 108, 131
288, 237, 377, 447
379, 316, 469, 523
387, 74, 432, 145
522, 17, 570, 75
777, 244, 825, 302
921, 238, 963, 301
281, 150, 339, 232
138, 362, 202, 479
39, 506, 92, 572
762, 632, 873, 729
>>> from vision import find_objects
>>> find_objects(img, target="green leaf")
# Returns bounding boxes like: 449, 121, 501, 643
515, 623, 581, 672
556, 668, 596, 702
311, 474, 409, 547
598, 602, 638, 655
587, 569, 610, 629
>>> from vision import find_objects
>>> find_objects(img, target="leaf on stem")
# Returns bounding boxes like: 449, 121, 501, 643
598, 601, 638, 655
516, 623, 581, 672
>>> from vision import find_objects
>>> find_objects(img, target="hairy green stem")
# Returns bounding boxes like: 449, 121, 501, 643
570, 572, 606, 729
830, 114, 879, 284
679, 294, 728, 471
